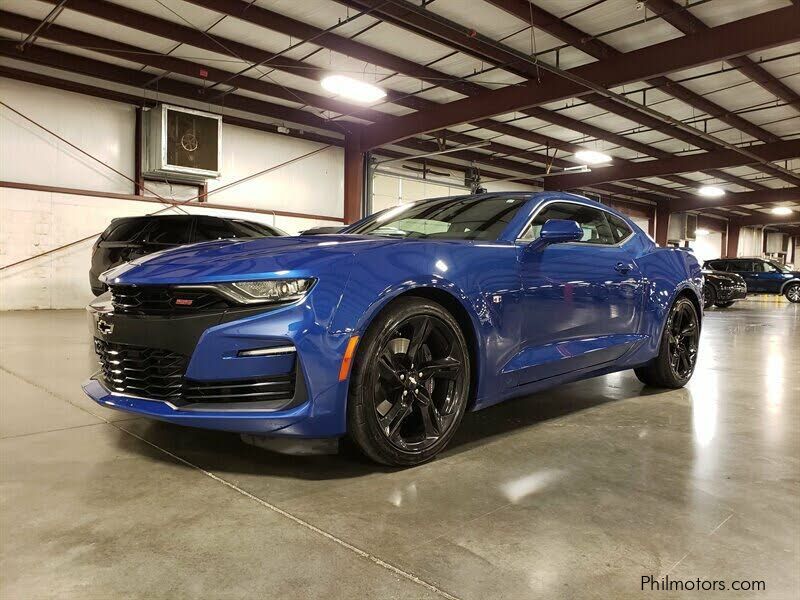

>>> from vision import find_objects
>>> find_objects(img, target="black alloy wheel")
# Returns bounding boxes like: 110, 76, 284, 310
785, 283, 800, 303
348, 298, 470, 466
634, 296, 700, 388
666, 301, 700, 380
702, 283, 716, 309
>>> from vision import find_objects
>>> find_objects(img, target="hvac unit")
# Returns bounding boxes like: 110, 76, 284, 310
667, 213, 698, 242
143, 104, 221, 181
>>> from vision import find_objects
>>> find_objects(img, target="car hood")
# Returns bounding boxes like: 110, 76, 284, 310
100, 234, 402, 285
702, 270, 745, 284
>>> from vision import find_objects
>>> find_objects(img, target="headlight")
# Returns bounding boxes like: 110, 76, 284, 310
217, 279, 315, 305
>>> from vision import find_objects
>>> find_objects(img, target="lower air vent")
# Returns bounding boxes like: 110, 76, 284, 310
94, 340, 296, 405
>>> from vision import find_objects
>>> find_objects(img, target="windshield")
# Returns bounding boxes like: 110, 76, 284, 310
767, 261, 791, 273
348, 195, 529, 240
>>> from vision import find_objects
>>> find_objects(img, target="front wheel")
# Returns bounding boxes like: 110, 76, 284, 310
347, 297, 471, 467
714, 301, 735, 308
702, 284, 716, 309
785, 283, 800, 303
634, 296, 700, 389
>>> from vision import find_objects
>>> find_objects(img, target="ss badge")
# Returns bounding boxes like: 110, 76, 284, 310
96, 318, 114, 335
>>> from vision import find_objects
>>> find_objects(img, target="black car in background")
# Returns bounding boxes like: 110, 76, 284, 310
704, 258, 800, 303
702, 270, 747, 309
90, 215, 286, 295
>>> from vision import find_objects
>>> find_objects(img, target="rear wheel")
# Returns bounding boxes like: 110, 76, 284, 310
348, 298, 471, 467
714, 301, 735, 308
702, 284, 716, 309
635, 296, 700, 389
785, 283, 800, 303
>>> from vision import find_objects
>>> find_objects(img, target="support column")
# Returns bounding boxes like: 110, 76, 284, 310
134, 107, 143, 195
726, 222, 740, 258
655, 206, 670, 247
344, 131, 365, 224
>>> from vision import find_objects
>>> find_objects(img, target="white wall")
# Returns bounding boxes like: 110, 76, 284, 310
692, 231, 723, 264
0, 78, 344, 310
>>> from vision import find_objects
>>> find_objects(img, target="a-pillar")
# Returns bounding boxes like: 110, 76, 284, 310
655, 206, 671, 247
344, 131, 365, 224
726, 222, 740, 258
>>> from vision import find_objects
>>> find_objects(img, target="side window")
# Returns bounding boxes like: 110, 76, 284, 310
706, 260, 725, 271
146, 218, 192, 245
520, 202, 616, 245
194, 218, 236, 241
755, 261, 778, 273
607, 213, 633, 244
730, 260, 752, 272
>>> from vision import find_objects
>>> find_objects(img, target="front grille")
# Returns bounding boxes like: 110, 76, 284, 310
94, 339, 295, 405
110, 285, 232, 315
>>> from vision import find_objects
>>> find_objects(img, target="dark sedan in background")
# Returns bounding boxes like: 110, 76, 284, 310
90, 215, 286, 295
702, 270, 747, 309
704, 258, 800, 303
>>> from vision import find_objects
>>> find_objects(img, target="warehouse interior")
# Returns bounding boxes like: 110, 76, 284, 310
0, 0, 798, 598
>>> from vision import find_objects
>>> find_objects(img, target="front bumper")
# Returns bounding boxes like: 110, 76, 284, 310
716, 284, 747, 302
83, 295, 353, 437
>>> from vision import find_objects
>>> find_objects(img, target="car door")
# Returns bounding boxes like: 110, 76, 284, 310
731, 260, 762, 291
514, 201, 646, 385
751, 260, 786, 293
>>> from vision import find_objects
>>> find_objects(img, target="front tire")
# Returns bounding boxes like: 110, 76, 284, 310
347, 297, 471, 467
634, 296, 700, 389
714, 301, 735, 308
702, 283, 716, 309
785, 283, 800, 303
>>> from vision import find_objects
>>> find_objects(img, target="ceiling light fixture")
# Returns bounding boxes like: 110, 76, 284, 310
321, 75, 386, 103
772, 206, 793, 215
573, 150, 612, 165
698, 185, 725, 198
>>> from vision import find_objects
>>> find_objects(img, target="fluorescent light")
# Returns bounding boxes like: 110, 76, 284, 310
698, 185, 725, 198
574, 150, 612, 165
321, 75, 386, 103
694, 228, 710, 236
772, 206, 793, 215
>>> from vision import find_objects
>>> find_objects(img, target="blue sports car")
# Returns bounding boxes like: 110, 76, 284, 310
84, 192, 703, 466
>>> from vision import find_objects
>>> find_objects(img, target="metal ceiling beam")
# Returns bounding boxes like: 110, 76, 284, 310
545, 140, 800, 189
0, 65, 345, 147
172, 0, 753, 193
355, 4, 800, 148
669, 187, 800, 213
0, 11, 383, 125
0, 41, 337, 132
339, 0, 791, 187
644, 0, 800, 112
731, 212, 800, 227
486, 0, 789, 142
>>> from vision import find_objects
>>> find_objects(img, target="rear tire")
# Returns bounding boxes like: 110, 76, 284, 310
785, 283, 800, 303
634, 296, 700, 389
347, 297, 471, 467
702, 283, 716, 309
714, 301, 735, 308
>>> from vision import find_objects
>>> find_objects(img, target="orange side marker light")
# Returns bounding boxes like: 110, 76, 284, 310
338, 336, 360, 382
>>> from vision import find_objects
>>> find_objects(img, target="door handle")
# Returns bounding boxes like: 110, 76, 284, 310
614, 262, 634, 274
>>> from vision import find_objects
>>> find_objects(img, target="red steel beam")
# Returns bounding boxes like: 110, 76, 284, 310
0, 42, 337, 132
545, 140, 800, 189
174, 0, 756, 192
357, 4, 800, 148
0, 11, 384, 125
644, 0, 800, 111
669, 187, 800, 213
731, 212, 800, 227
486, 0, 786, 144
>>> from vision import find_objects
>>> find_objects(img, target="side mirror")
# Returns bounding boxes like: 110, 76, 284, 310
526, 219, 583, 251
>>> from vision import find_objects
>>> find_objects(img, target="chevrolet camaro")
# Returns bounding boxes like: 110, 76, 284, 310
84, 192, 703, 466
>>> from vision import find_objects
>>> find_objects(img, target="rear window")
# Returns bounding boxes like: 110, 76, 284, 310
103, 219, 150, 242
705, 260, 726, 271
146, 217, 192, 245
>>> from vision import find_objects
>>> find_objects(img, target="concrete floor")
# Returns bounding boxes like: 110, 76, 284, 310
1, 298, 798, 599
